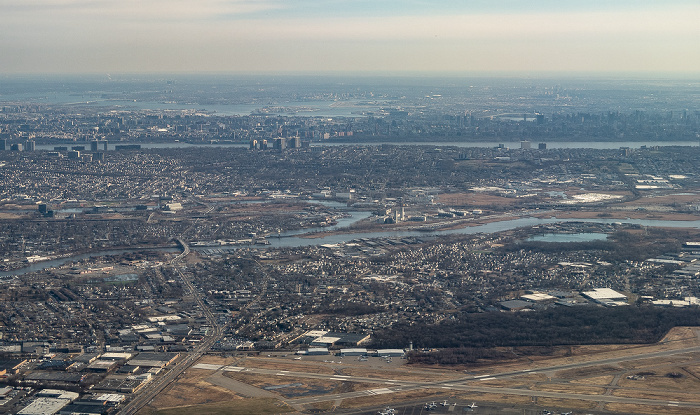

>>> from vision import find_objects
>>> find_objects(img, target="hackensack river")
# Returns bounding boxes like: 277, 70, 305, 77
3, 207, 700, 278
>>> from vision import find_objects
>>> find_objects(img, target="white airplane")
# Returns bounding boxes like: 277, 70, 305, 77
441, 400, 449, 406
467, 402, 478, 409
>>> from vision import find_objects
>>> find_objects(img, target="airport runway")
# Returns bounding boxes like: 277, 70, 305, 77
193, 342, 700, 411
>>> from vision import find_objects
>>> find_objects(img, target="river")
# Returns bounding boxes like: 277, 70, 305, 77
249, 216, 700, 250
6, 212, 700, 278
6, 205, 700, 278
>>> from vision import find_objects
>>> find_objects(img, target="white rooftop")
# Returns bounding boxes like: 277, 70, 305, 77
312, 336, 341, 345
100, 352, 133, 360
521, 293, 556, 302
18, 390, 78, 415
303, 330, 329, 338
583, 288, 627, 300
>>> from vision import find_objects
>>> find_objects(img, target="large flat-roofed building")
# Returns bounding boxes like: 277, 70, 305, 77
302, 348, 329, 356
310, 336, 341, 347
521, 292, 556, 302
18, 389, 79, 415
582, 288, 628, 306
98, 352, 132, 361
582, 288, 626, 301
376, 349, 405, 357
339, 348, 367, 357
297, 330, 370, 347
0, 359, 27, 375
499, 299, 532, 311
24, 372, 86, 384
128, 352, 179, 368
86, 360, 118, 372
58, 403, 106, 414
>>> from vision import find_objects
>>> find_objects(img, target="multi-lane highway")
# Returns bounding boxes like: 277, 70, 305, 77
117, 238, 223, 415
118, 239, 276, 415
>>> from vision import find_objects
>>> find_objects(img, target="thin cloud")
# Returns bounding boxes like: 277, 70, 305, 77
220, 8, 700, 41
1, 1, 699, 73
0, 0, 284, 20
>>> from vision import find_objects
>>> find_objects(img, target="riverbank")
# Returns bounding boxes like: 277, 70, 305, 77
298, 208, 700, 241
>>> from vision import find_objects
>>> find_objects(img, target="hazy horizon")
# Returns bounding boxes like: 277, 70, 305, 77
2, 71, 700, 81
2, 0, 700, 75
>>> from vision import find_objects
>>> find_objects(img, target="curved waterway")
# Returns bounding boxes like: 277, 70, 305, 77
6, 215, 700, 278
256, 216, 700, 250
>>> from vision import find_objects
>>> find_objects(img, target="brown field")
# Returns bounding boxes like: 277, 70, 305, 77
153, 328, 700, 414
661, 327, 700, 342
612, 388, 700, 403
570, 343, 657, 356
570, 375, 616, 386
545, 210, 700, 221
146, 368, 242, 409
225, 371, 336, 392
617, 371, 700, 394
531, 397, 598, 411
236, 359, 337, 375
617, 354, 700, 370
198, 355, 238, 366
529, 383, 607, 396
605, 402, 699, 415
140, 398, 293, 415
224, 371, 312, 388
554, 365, 622, 380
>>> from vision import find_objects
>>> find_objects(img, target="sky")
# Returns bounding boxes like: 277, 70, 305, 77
1, 0, 699, 75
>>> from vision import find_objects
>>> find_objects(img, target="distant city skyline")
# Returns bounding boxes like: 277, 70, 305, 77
1, 0, 699, 75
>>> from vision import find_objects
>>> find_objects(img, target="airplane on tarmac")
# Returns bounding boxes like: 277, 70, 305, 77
466, 402, 478, 409
441, 400, 449, 406
425, 401, 438, 410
